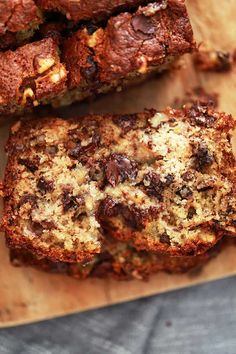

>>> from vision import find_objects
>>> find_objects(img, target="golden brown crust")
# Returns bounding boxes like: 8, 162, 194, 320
2, 106, 236, 262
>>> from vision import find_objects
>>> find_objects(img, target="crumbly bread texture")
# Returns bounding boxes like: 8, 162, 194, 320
2, 105, 236, 263
0, 38, 67, 115
37, 0, 160, 22
10, 236, 221, 280
0, 0, 43, 50
57, 0, 194, 106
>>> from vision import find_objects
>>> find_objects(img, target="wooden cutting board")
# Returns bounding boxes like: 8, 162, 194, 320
1, 0, 236, 328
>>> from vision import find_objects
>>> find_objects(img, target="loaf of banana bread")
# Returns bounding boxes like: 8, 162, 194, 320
56, 0, 195, 106
2, 105, 236, 263
0, 0, 43, 50
0, 38, 67, 115
0, 1, 195, 114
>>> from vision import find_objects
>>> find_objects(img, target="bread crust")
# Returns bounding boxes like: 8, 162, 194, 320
37, 0, 152, 22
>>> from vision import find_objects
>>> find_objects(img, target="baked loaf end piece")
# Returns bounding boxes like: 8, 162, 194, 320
37, 0, 157, 22
55, 0, 195, 106
0, 0, 43, 50
2, 105, 236, 262
0, 38, 67, 115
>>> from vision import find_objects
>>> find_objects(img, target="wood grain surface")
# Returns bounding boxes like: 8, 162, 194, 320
0, 0, 236, 328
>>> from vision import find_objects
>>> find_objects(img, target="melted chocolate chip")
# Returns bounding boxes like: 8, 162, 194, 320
176, 186, 193, 199
165, 174, 175, 186
86, 24, 98, 35
105, 154, 137, 187
18, 158, 38, 173
30, 222, 44, 236
72, 196, 87, 221
98, 197, 118, 218
131, 14, 155, 37
194, 146, 214, 172
112, 115, 137, 133
18, 194, 37, 208
143, 172, 165, 201
45, 145, 58, 156
186, 104, 216, 127
68, 134, 100, 163
187, 207, 196, 219
182, 171, 194, 181
160, 232, 171, 245
80, 55, 98, 82
37, 177, 54, 193
62, 191, 86, 220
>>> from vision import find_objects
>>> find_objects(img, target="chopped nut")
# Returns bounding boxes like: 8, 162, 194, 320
138, 56, 148, 74
36, 57, 55, 74
21, 88, 35, 105
50, 66, 67, 83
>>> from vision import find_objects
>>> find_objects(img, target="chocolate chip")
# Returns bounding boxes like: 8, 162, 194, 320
186, 104, 216, 128
165, 174, 174, 186
68, 142, 82, 160
72, 196, 87, 221
68, 134, 100, 163
86, 24, 98, 35
98, 197, 118, 218
18, 194, 37, 208
37, 177, 54, 193
30, 222, 43, 236
45, 145, 58, 156
194, 146, 214, 172
182, 171, 194, 181
105, 154, 137, 187
112, 115, 137, 133
131, 15, 155, 37
62, 191, 86, 220
176, 186, 193, 199
160, 232, 171, 245
80, 55, 98, 82
143, 172, 164, 201
187, 207, 196, 219
18, 158, 38, 173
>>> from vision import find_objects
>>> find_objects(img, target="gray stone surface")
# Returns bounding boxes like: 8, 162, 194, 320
1, 276, 236, 354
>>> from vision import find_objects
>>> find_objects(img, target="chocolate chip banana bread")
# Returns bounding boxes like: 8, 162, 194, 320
9, 238, 223, 280
0, 0, 43, 50
2, 105, 236, 263
56, 0, 195, 107
0, 1, 194, 114
0, 38, 67, 115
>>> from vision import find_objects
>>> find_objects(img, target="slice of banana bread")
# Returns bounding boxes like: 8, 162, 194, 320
54, 0, 195, 106
0, 38, 67, 115
0, 0, 43, 50
2, 105, 236, 262
9, 238, 223, 280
